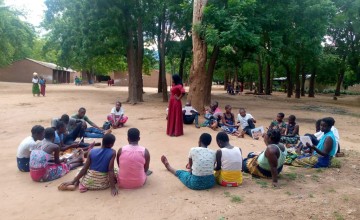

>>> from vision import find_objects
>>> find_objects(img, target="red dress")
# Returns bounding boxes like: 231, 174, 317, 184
167, 84, 185, 136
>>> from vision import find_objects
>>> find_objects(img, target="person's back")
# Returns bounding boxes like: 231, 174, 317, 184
118, 144, 146, 188
190, 147, 215, 176
220, 147, 243, 172
89, 148, 114, 172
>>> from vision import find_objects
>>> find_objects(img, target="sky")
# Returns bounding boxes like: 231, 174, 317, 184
4, 0, 46, 27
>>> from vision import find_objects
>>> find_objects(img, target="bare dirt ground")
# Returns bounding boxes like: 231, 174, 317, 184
0, 82, 359, 220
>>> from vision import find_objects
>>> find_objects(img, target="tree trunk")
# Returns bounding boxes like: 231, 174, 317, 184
188, 0, 208, 113
159, 9, 168, 102
284, 64, 292, 98
335, 68, 345, 96
224, 71, 229, 90
204, 45, 220, 105
157, 19, 163, 93
300, 64, 306, 96
295, 59, 301, 98
256, 54, 264, 94
265, 62, 271, 95
126, 28, 138, 104
136, 17, 144, 101
178, 49, 186, 80
308, 66, 316, 97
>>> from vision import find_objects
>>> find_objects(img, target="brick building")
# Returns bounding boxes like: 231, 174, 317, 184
0, 58, 76, 84
109, 70, 172, 88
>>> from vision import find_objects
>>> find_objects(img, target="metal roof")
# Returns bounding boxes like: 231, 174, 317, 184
26, 58, 75, 72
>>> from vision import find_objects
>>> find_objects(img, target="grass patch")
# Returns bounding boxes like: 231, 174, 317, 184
230, 195, 243, 203
328, 188, 336, 193
288, 166, 297, 171
315, 168, 325, 173
309, 193, 314, 198
333, 211, 344, 220
224, 191, 231, 197
330, 158, 342, 168
255, 180, 268, 188
311, 174, 320, 182
343, 195, 349, 202
284, 173, 297, 181
285, 191, 292, 196
218, 217, 226, 220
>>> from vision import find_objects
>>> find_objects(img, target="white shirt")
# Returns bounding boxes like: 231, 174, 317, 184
220, 147, 243, 171
183, 106, 197, 116
111, 107, 124, 116
32, 78, 39, 83
237, 113, 254, 129
188, 147, 216, 176
17, 136, 36, 158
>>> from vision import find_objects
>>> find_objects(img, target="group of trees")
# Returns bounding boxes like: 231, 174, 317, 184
1, 0, 360, 111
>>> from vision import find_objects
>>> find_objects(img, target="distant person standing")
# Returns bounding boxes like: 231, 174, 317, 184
39, 76, 46, 96
32, 72, 40, 97
167, 74, 185, 137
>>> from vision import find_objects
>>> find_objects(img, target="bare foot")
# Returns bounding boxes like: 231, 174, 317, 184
104, 129, 112, 135
161, 155, 170, 168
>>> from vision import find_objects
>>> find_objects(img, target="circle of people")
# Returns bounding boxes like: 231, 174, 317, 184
16, 95, 341, 196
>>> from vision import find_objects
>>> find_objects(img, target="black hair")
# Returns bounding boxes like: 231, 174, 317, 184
200, 133, 212, 146
278, 112, 285, 118
56, 121, 66, 130
31, 125, 45, 135
239, 108, 246, 112
216, 132, 229, 143
266, 129, 281, 143
289, 115, 296, 121
321, 117, 335, 127
102, 134, 116, 147
60, 114, 70, 124
44, 127, 55, 140
116, 101, 122, 106
128, 128, 140, 142
79, 107, 86, 112
172, 74, 182, 85
225, 105, 231, 110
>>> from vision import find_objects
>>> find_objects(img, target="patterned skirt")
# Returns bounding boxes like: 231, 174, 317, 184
79, 169, 114, 191
30, 163, 70, 182
175, 170, 215, 190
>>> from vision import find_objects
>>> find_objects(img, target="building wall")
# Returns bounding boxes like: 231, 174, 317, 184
110, 70, 172, 88
0, 59, 53, 83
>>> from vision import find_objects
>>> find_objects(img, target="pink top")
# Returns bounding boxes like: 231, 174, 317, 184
118, 144, 146, 189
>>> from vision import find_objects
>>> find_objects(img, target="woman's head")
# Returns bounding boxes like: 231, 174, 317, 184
288, 115, 296, 124
31, 125, 45, 141
276, 113, 285, 122
225, 105, 232, 113
264, 129, 281, 144
199, 133, 212, 147
60, 114, 70, 124
128, 128, 140, 143
172, 74, 182, 85
320, 117, 335, 133
102, 134, 116, 148
56, 121, 66, 134
44, 127, 55, 142
216, 132, 229, 148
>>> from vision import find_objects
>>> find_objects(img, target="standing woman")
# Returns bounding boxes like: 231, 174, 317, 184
167, 74, 185, 137
39, 76, 46, 96
32, 72, 40, 97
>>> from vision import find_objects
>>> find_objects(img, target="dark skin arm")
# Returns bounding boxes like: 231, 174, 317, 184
116, 148, 122, 167
265, 145, 280, 187
144, 149, 150, 172
43, 144, 62, 164
221, 113, 238, 127
108, 150, 118, 196
307, 136, 334, 156
214, 150, 222, 171
286, 125, 299, 137
186, 158, 193, 171
61, 152, 92, 186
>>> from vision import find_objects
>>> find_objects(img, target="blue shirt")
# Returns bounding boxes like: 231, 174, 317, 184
315, 131, 336, 157
89, 148, 114, 172
54, 131, 63, 144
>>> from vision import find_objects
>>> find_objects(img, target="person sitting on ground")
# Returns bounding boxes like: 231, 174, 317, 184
29, 128, 84, 182
221, 105, 242, 137
72, 107, 111, 138
51, 114, 95, 149
117, 128, 150, 189
280, 115, 299, 145
243, 129, 287, 187
161, 133, 216, 190
268, 112, 286, 135
237, 108, 256, 138
202, 101, 222, 130
107, 101, 128, 129
182, 101, 200, 128
58, 134, 118, 196
291, 117, 337, 168
214, 132, 243, 187
16, 125, 45, 172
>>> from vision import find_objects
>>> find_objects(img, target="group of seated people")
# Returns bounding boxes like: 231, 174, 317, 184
16, 100, 342, 195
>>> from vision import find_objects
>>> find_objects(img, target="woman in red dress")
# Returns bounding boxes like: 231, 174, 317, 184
167, 75, 185, 137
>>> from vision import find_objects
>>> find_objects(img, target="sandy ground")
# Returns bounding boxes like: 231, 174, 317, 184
0, 82, 359, 220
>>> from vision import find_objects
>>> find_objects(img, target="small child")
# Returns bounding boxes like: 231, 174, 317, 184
58, 134, 118, 196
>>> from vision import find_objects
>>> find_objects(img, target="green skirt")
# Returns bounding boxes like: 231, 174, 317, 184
32, 83, 40, 94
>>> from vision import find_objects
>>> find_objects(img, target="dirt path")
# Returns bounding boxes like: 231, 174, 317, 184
0, 82, 359, 220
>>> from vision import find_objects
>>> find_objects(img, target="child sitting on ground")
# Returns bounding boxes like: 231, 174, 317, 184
221, 105, 241, 137
58, 134, 118, 196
